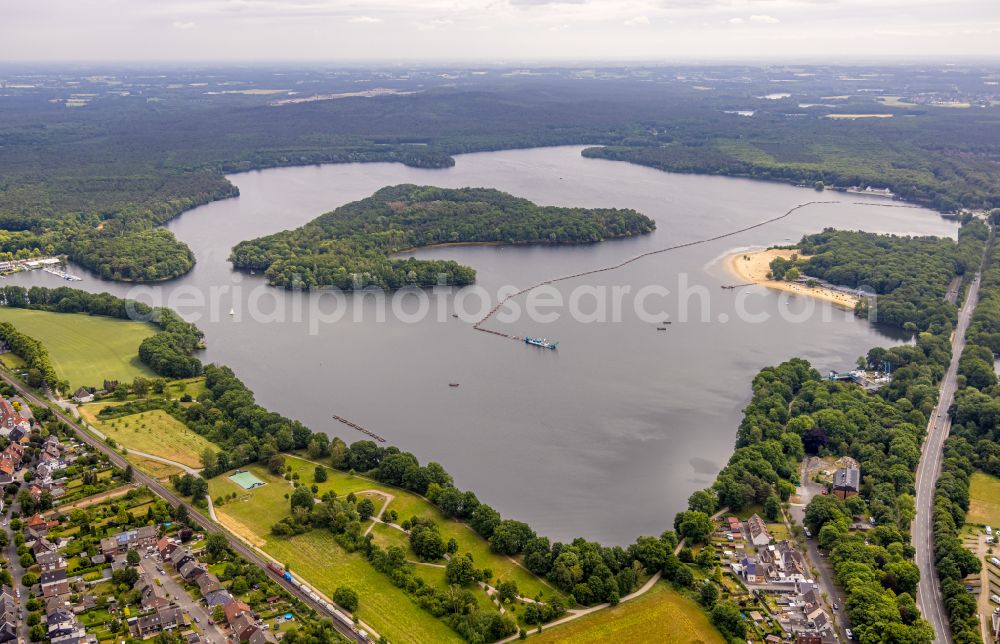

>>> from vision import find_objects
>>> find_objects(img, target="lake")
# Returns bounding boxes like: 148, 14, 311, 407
8, 146, 958, 544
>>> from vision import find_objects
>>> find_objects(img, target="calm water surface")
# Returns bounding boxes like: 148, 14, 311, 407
10, 146, 958, 544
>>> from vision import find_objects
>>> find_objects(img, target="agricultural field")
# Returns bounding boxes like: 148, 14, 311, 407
530, 582, 723, 643
79, 405, 215, 469
967, 471, 1000, 527
0, 307, 155, 388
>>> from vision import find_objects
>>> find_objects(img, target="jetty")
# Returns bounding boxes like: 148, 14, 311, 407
43, 266, 83, 281
331, 414, 386, 443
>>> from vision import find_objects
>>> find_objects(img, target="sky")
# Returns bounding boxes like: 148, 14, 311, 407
2, 0, 999, 62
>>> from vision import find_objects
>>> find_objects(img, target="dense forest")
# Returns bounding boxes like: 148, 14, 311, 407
230, 185, 654, 289
936, 230, 1000, 643
0, 285, 204, 386
2, 66, 999, 282
769, 220, 989, 331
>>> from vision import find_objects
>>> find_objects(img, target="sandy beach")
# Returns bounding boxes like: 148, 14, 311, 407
726, 248, 860, 309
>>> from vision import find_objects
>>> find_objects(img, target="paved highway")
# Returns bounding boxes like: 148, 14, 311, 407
913, 265, 984, 644
0, 371, 366, 644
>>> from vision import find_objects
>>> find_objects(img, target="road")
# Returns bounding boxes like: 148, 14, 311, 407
138, 555, 226, 644
788, 458, 851, 641
0, 371, 366, 644
3, 494, 31, 643
913, 266, 984, 644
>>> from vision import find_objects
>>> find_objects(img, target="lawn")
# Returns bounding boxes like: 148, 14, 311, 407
0, 351, 26, 369
967, 472, 1000, 527
0, 307, 155, 388
287, 454, 563, 601
205, 464, 461, 644
131, 456, 184, 480
80, 407, 216, 469
529, 582, 723, 643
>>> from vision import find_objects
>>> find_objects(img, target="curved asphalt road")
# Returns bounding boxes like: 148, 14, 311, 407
0, 371, 366, 644
913, 262, 984, 644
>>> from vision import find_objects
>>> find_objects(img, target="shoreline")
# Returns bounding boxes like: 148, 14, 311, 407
726, 248, 860, 309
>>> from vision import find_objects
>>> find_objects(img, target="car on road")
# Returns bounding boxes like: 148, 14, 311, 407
804, 528, 812, 537
846, 628, 854, 640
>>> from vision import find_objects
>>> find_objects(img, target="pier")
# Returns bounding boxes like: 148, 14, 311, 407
332, 414, 386, 443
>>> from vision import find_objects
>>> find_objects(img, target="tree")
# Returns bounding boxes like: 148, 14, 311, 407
699, 581, 719, 607
489, 520, 535, 555
290, 487, 314, 512
710, 601, 746, 639
445, 553, 478, 586
314, 465, 328, 483
268, 453, 286, 475
764, 494, 782, 521
334, 586, 359, 612
204, 533, 229, 561
126, 549, 140, 566
357, 497, 376, 521
201, 448, 218, 472
496, 580, 519, 604
410, 524, 446, 561
675, 511, 713, 544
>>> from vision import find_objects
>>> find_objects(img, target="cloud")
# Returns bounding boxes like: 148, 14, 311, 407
729, 17, 744, 24
548, 23, 571, 31
624, 16, 650, 27
750, 15, 781, 24
415, 18, 453, 31
171, 20, 196, 30
348, 16, 382, 24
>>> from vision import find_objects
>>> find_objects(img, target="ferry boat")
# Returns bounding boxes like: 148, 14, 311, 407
524, 337, 558, 350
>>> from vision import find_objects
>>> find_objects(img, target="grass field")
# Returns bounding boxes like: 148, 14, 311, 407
0, 352, 27, 369
205, 463, 462, 644
0, 307, 155, 388
80, 406, 215, 469
529, 582, 723, 643
286, 454, 563, 601
967, 472, 1000, 527
131, 457, 184, 480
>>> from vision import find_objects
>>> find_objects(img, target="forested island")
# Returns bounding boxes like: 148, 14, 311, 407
230, 185, 655, 289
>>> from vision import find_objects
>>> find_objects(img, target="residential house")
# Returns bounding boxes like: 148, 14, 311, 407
36, 550, 67, 573
178, 559, 206, 582
807, 607, 831, 632
72, 388, 94, 404
157, 536, 178, 560
759, 540, 808, 583
135, 574, 169, 610
7, 425, 28, 445
795, 635, 823, 644
40, 569, 68, 586
168, 547, 194, 570
738, 556, 762, 584
42, 580, 71, 599
223, 600, 253, 627
230, 612, 258, 642
0, 587, 17, 644
833, 466, 861, 499
99, 525, 159, 557
128, 607, 186, 638
196, 573, 223, 597
0, 399, 20, 435
747, 513, 773, 547
247, 629, 278, 644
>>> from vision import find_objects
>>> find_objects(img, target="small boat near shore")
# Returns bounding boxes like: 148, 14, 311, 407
449, 383, 460, 387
